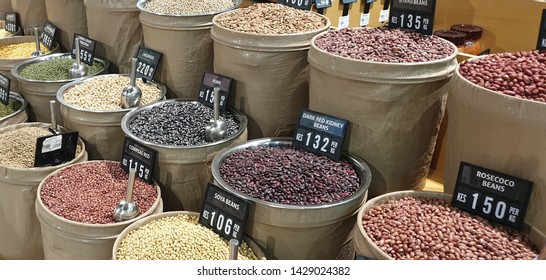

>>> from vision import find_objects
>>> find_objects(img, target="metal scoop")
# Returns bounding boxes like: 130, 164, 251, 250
69, 37, 88, 79
205, 87, 227, 142
49, 100, 61, 134
113, 167, 139, 222
31, 27, 45, 57
120, 58, 142, 109
229, 239, 239, 260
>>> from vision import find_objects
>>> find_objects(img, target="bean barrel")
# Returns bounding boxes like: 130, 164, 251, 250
0, 91, 28, 128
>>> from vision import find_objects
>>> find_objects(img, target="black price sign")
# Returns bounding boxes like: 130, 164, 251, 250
34, 132, 79, 167
121, 137, 157, 184
197, 72, 232, 113
5, 12, 17, 33
135, 46, 162, 82
40, 21, 57, 50
278, 0, 313, 10
451, 162, 533, 230
537, 9, 546, 51
199, 183, 251, 242
0, 73, 10, 106
341, 0, 357, 4
315, 0, 332, 9
71, 33, 96, 66
388, 0, 436, 35
293, 109, 348, 161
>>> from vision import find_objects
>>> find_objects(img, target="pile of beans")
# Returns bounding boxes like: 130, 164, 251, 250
0, 42, 49, 58
362, 196, 539, 260
116, 214, 259, 260
40, 161, 158, 224
128, 101, 240, 145
62, 75, 162, 111
459, 51, 546, 102
144, 0, 235, 15
19, 57, 105, 81
314, 28, 454, 63
215, 3, 327, 34
0, 29, 12, 38
219, 145, 361, 206
0, 99, 22, 118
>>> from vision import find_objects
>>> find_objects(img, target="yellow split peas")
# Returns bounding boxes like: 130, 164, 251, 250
0, 42, 49, 58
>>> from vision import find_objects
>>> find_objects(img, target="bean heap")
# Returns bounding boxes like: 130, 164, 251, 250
128, 101, 240, 146
219, 146, 361, 206
62, 76, 162, 111
362, 196, 539, 260
215, 3, 327, 34
315, 28, 454, 63
0, 98, 22, 118
0, 29, 12, 38
19, 57, 105, 81
144, 0, 235, 15
459, 51, 546, 102
116, 214, 259, 260
0, 42, 49, 58
40, 161, 158, 224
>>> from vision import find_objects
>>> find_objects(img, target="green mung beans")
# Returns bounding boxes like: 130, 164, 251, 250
19, 57, 105, 81
0, 99, 22, 118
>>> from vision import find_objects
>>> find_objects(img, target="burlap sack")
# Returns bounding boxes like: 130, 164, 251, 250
444, 65, 546, 237
308, 33, 457, 199
0, 0, 11, 20
44, 0, 87, 52
0, 122, 88, 260
0, 92, 28, 128
10, 0, 47, 35
211, 11, 330, 139
84, 0, 142, 74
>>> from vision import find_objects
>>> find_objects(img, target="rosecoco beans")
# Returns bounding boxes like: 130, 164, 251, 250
19, 57, 105, 81
116, 214, 259, 260
0, 42, 49, 58
144, 0, 235, 15
215, 3, 327, 34
128, 101, 240, 145
40, 161, 157, 224
362, 197, 539, 260
0, 99, 22, 118
63, 76, 162, 111
459, 51, 546, 102
314, 27, 454, 63
219, 146, 361, 206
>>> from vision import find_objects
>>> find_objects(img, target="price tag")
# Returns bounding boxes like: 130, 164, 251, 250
199, 183, 251, 242
379, 9, 390, 23
121, 137, 157, 184
135, 46, 162, 82
71, 33, 96, 66
537, 9, 546, 51
0, 73, 10, 106
197, 72, 232, 113
360, 13, 370, 27
338, 15, 350, 29
315, 0, 332, 9
341, 0, 357, 3
34, 132, 79, 167
5, 12, 17, 33
388, 0, 436, 35
451, 162, 533, 230
293, 109, 348, 161
40, 21, 57, 50
277, 0, 313, 10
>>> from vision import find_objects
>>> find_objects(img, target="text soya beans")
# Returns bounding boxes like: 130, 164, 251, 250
0, 42, 49, 58
19, 57, 105, 81
362, 197, 538, 260
0, 98, 22, 118
116, 214, 258, 260
219, 146, 361, 206
459, 51, 546, 102
143, 0, 235, 15
40, 161, 157, 224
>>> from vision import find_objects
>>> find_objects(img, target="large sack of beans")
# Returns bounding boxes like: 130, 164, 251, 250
10, 0, 47, 35
0, 0, 11, 21
444, 51, 546, 238
44, 0, 88, 52
354, 190, 544, 260
137, 0, 241, 99
0, 122, 87, 260
308, 27, 458, 198
211, 3, 330, 139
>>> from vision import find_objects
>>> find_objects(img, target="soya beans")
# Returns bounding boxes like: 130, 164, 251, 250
459, 51, 546, 102
215, 3, 327, 34
0, 126, 52, 168
0, 98, 22, 118
19, 57, 105, 81
362, 197, 539, 260
314, 28, 454, 63
0, 42, 49, 58
116, 214, 259, 260
62, 75, 162, 111
219, 145, 361, 206
144, 0, 235, 15
40, 161, 158, 224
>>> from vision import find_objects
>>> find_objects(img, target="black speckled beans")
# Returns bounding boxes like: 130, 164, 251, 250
219, 146, 361, 206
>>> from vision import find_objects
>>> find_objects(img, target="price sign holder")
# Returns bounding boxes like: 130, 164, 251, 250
5, 12, 17, 33
0, 73, 10, 106
71, 33, 96, 66
537, 9, 546, 51
121, 137, 157, 184
278, 0, 313, 10
293, 109, 348, 161
34, 132, 79, 167
338, 1, 353, 29
135, 46, 162, 82
451, 162, 533, 230
360, 0, 376, 27
199, 183, 251, 242
41, 21, 57, 50
197, 72, 232, 113
379, 0, 390, 23
388, 0, 436, 35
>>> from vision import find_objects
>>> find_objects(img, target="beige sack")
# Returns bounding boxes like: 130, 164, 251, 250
0, 0, 11, 20
44, 0, 87, 52
10, 0, 47, 35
